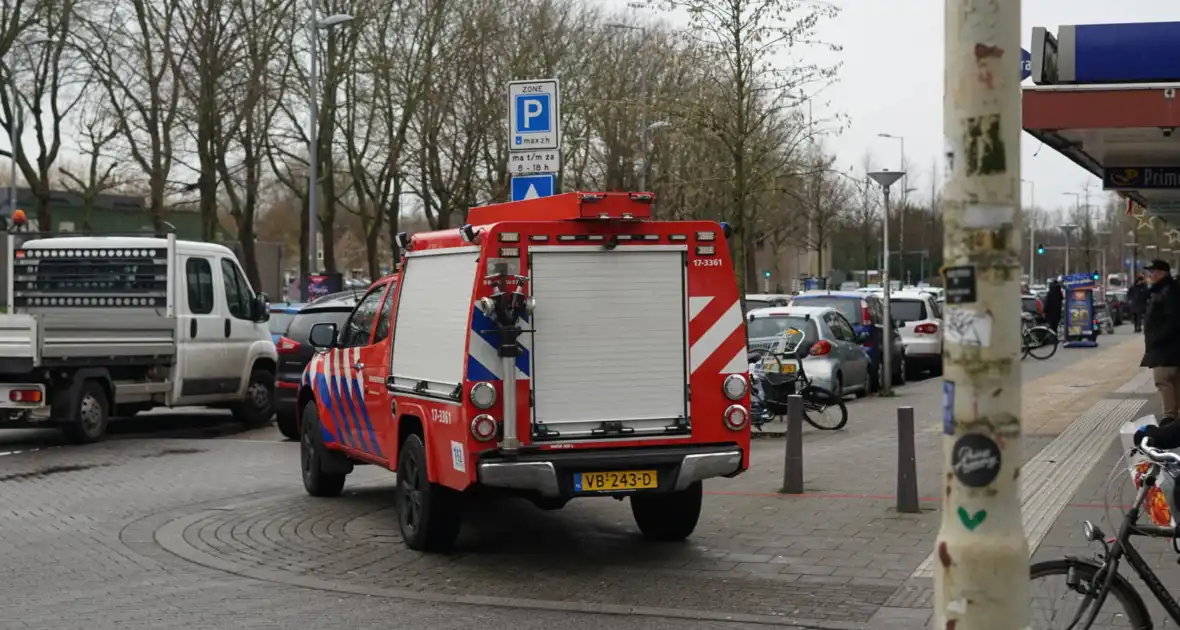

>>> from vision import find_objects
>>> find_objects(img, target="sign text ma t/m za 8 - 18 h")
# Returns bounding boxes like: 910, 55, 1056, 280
508, 79, 561, 151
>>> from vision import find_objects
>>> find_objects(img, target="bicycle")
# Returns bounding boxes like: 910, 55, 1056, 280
1022, 313, 1060, 360
1028, 438, 1180, 629
748, 330, 848, 431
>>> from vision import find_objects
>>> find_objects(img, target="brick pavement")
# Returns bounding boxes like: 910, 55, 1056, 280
0, 330, 1152, 629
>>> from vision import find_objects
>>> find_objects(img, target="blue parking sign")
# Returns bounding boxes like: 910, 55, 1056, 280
515, 94, 551, 133
508, 79, 560, 150
511, 174, 555, 201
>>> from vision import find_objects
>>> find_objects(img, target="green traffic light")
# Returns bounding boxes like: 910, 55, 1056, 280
1036, 243, 1045, 255
764, 271, 771, 278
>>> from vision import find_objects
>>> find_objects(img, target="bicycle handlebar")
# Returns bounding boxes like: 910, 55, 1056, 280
1139, 438, 1180, 466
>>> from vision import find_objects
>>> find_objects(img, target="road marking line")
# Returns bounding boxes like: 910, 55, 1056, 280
912, 391, 1145, 579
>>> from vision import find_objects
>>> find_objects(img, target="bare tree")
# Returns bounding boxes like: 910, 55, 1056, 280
58, 105, 122, 229
80, 0, 185, 228
5, 0, 89, 227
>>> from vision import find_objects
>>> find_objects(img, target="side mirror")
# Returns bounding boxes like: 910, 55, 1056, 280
253, 292, 270, 322
308, 322, 337, 349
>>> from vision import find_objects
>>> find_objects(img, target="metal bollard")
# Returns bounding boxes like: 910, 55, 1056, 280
896, 406, 920, 513
782, 394, 804, 494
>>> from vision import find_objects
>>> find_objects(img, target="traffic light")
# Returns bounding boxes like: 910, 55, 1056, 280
763, 270, 771, 278
1092, 271, 1100, 281
1036, 243, 1045, 255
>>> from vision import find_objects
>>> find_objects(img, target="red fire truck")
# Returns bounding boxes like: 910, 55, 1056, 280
298, 192, 751, 552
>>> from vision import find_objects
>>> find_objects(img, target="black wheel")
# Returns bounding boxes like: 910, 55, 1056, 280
62, 380, 109, 444
801, 386, 848, 430
631, 480, 703, 541
870, 358, 884, 394
396, 433, 462, 552
894, 355, 907, 385
232, 368, 275, 428
300, 401, 347, 497
1027, 328, 1059, 360
276, 410, 299, 441
1029, 559, 1151, 629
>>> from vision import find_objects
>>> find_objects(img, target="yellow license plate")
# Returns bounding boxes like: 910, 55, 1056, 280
765, 362, 797, 374
782, 364, 797, 374
575, 470, 658, 492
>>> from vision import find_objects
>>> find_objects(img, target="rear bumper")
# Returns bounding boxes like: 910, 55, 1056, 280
476, 443, 745, 498
901, 338, 941, 360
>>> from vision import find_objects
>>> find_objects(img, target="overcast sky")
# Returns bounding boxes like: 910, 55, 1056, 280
607, 0, 1180, 215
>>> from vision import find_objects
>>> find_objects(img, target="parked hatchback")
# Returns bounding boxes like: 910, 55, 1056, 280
789, 290, 906, 391
746, 305, 871, 398
273, 293, 364, 439
890, 291, 943, 379
269, 302, 305, 343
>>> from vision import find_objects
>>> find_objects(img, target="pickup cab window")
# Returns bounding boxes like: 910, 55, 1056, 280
341, 286, 386, 347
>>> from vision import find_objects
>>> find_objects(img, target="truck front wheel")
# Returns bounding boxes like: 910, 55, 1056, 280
300, 401, 347, 497
62, 381, 109, 444
630, 481, 703, 542
396, 434, 462, 552
232, 368, 275, 428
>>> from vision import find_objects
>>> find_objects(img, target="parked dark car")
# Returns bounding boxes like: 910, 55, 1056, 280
273, 294, 361, 439
269, 302, 305, 344
1021, 294, 1044, 324
789, 290, 906, 391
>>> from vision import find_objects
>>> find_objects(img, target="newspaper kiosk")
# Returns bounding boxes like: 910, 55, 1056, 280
1063, 272, 1098, 348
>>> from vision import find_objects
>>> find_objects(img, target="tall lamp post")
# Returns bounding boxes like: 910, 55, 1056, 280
1021, 178, 1035, 282
878, 133, 906, 271
1, 62, 20, 219
868, 169, 904, 396
305, 10, 355, 300
1060, 223, 1079, 276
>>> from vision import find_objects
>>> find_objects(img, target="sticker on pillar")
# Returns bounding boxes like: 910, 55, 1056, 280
944, 307, 992, 347
451, 440, 466, 473
952, 433, 1001, 488
942, 381, 955, 435
957, 506, 988, 531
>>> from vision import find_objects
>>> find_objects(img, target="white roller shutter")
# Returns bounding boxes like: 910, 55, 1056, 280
390, 248, 479, 396
529, 246, 688, 439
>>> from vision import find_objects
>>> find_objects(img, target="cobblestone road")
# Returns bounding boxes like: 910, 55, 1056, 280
0, 328, 1150, 629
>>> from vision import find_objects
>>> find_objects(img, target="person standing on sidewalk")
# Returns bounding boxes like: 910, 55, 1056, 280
1130, 274, 1149, 332
1142, 260, 1180, 424
1044, 278, 1064, 333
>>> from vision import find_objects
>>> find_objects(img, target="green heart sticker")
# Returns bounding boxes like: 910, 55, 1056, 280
958, 507, 987, 531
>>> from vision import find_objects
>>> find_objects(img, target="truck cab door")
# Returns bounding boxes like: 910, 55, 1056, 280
176, 255, 225, 404
218, 257, 257, 397
362, 282, 396, 457
332, 283, 388, 457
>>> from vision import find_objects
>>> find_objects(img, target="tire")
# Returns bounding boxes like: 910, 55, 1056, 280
871, 358, 884, 394
801, 386, 849, 430
1027, 328, 1059, 360
62, 380, 109, 444
232, 368, 275, 428
276, 410, 299, 441
1029, 559, 1151, 629
396, 434, 462, 552
894, 355, 907, 386
300, 401, 347, 497
631, 480, 703, 541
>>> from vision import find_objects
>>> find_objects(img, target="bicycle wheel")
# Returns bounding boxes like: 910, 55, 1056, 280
1029, 559, 1151, 629
800, 386, 848, 430
1027, 327, 1059, 360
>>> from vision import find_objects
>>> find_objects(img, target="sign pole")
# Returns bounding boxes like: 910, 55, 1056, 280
935, 0, 1029, 627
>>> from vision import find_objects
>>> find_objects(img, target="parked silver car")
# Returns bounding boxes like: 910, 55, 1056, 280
746, 305, 871, 398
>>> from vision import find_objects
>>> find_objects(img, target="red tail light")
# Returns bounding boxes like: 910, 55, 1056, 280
860, 300, 872, 325
809, 340, 832, 356
277, 336, 301, 354
914, 323, 939, 335
1037, 299, 1044, 315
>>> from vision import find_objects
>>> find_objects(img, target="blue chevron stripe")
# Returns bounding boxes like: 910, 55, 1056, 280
470, 307, 531, 378
347, 375, 383, 457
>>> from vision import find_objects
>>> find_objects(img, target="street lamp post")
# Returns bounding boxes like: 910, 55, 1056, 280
1021, 179, 1035, 282
868, 169, 904, 397
878, 133, 906, 273
305, 10, 355, 300
1, 62, 20, 218
1061, 223, 1079, 276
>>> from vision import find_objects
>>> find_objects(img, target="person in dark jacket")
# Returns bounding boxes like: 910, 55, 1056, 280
1129, 274, 1149, 332
1044, 279, 1064, 333
1140, 260, 1180, 424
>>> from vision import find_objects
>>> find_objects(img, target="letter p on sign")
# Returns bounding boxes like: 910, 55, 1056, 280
515, 94, 551, 133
